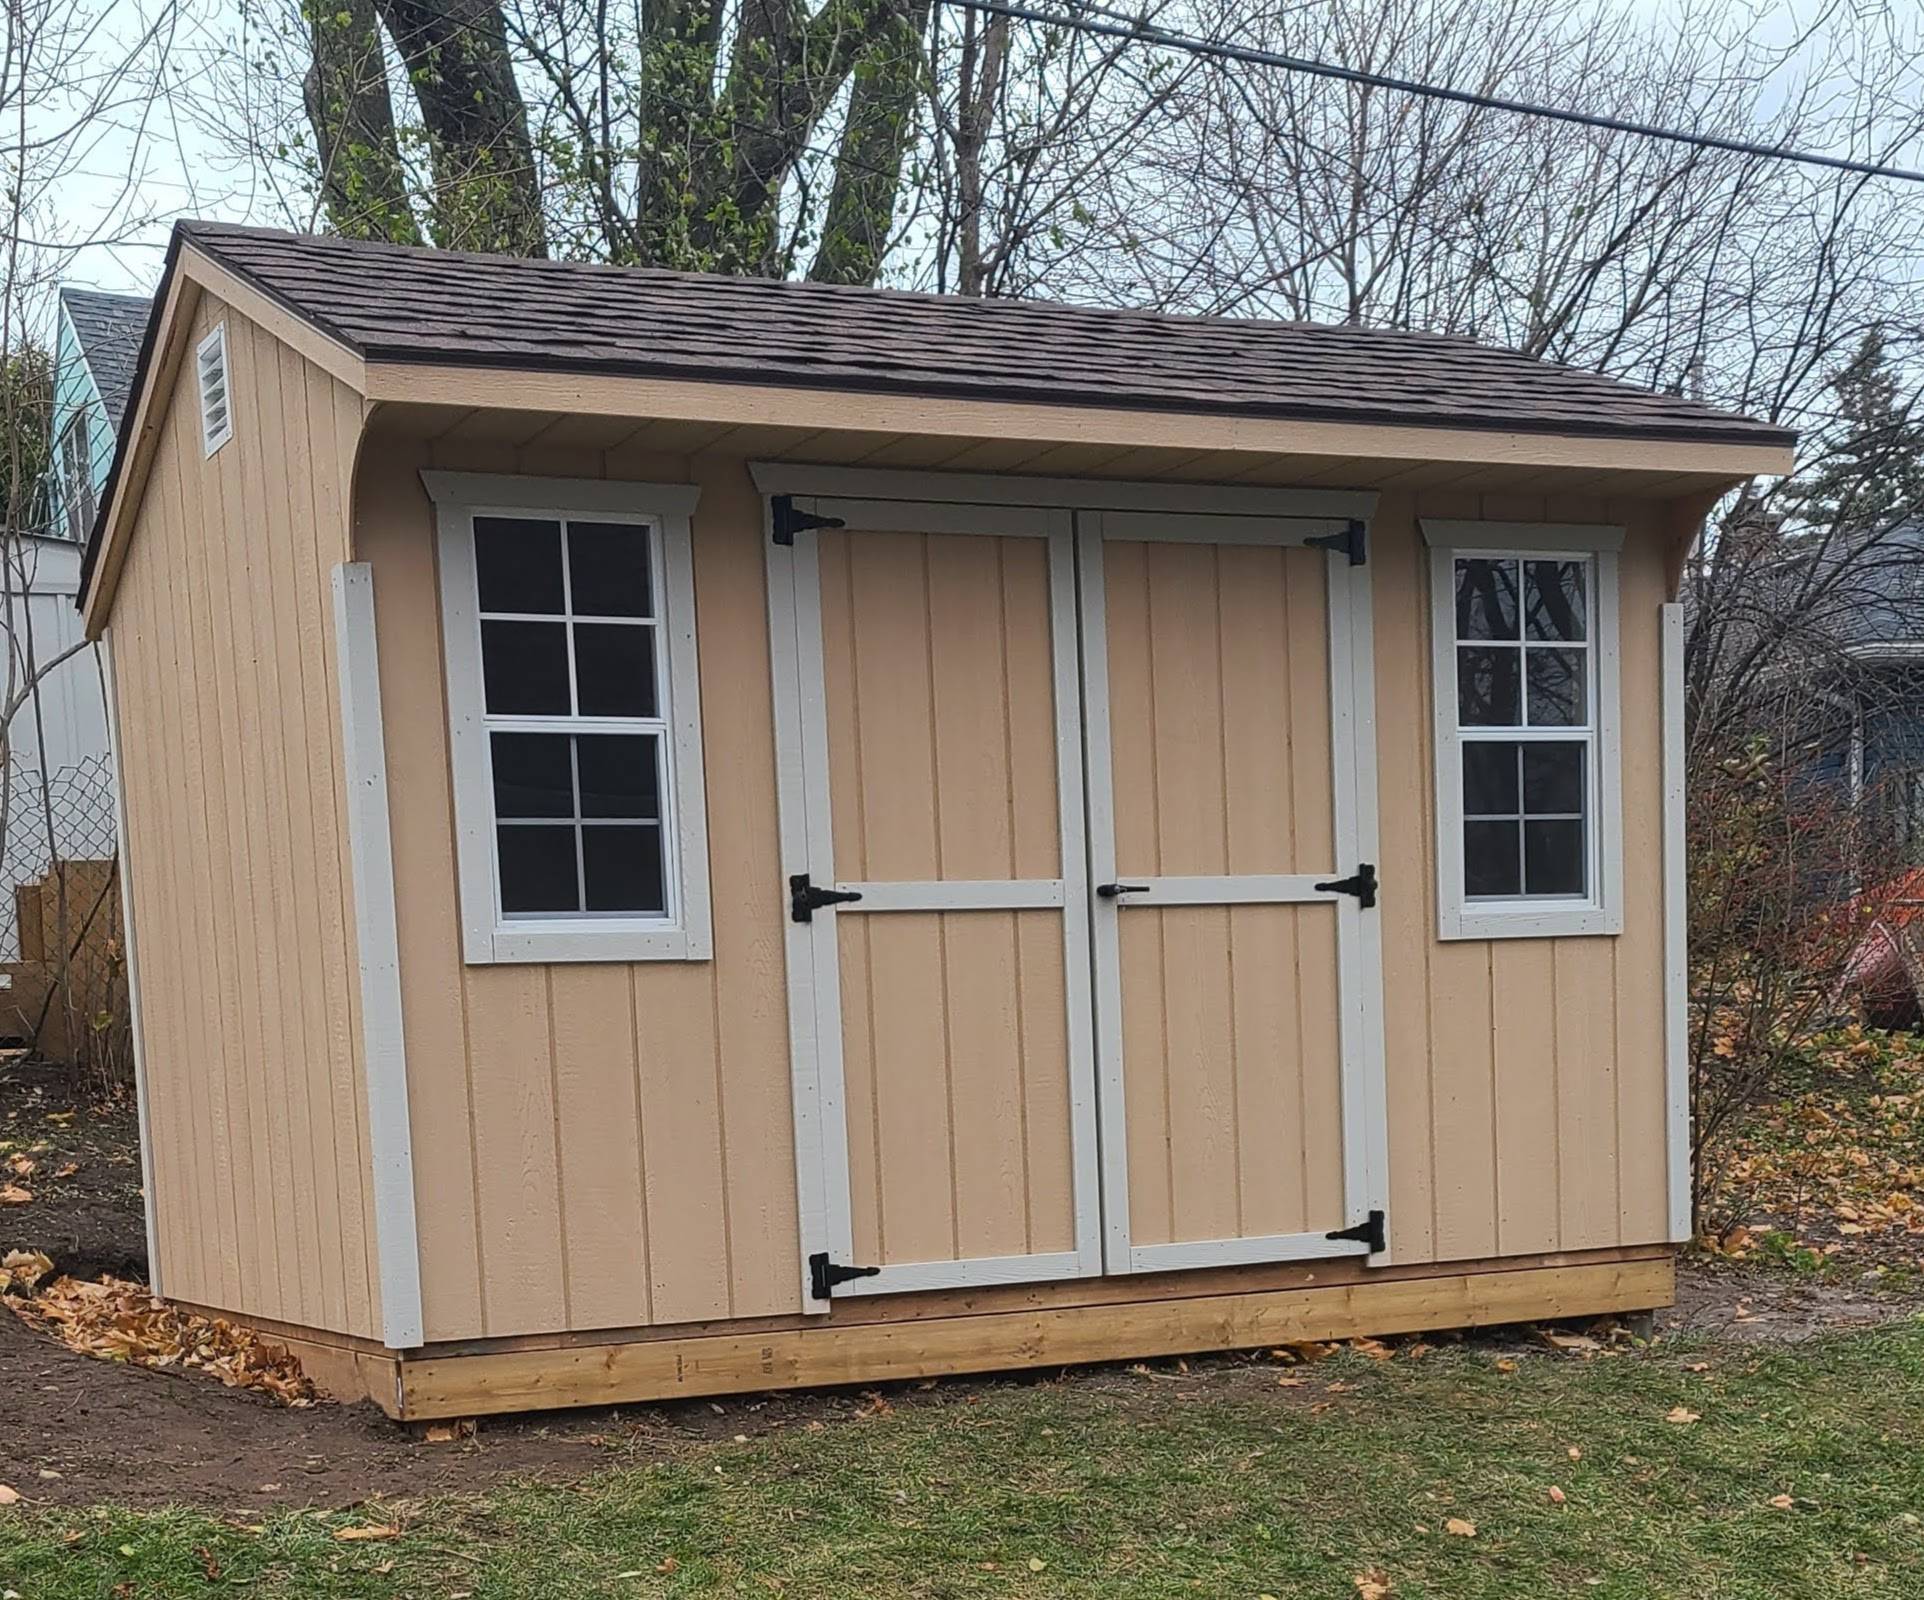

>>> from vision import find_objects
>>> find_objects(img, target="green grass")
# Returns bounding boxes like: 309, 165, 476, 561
6, 1323, 1924, 1598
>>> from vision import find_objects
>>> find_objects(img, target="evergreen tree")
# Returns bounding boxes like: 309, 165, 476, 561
1798, 327, 1924, 534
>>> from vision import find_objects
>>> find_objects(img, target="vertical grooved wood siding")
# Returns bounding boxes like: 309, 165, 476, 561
109, 296, 379, 1338
1375, 491, 1667, 1261
351, 429, 1674, 1344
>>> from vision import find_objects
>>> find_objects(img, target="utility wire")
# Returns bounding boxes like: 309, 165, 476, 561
946, 0, 1924, 185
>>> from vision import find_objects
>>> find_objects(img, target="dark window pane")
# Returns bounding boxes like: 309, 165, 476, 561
491, 732, 573, 818
1525, 560, 1587, 641
475, 517, 564, 614
497, 824, 579, 913
582, 824, 666, 913
577, 733, 659, 819
1526, 648, 1587, 726
1457, 646, 1521, 726
482, 620, 571, 714
1454, 558, 1519, 641
1464, 820, 1521, 897
1523, 742, 1585, 815
1463, 741, 1520, 815
568, 522, 652, 618
574, 623, 657, 717
1525, 819, 1586, 896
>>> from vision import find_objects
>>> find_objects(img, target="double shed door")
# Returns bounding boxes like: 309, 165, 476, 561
769, 493, 1385, 1308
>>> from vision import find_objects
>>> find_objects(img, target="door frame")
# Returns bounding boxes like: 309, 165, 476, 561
756, 463, 1388, 1311
1077, 509, 1391, 1275
765, 491, 1104, 1308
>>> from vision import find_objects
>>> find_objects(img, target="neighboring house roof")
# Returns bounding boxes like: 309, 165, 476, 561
177, 221, 1795, 448
58, 287, 151, 427
1817, 520, 1924, 654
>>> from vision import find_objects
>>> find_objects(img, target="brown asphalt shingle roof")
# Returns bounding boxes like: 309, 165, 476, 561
178, 222, 1792, 448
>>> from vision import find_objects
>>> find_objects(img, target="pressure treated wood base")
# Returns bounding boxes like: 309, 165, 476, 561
262, 1254, 1674, 1421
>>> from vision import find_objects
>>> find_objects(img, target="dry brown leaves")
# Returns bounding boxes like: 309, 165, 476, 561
11, 1276, 316, 1407
1703, 1025, 1924, 1272
0, 1250, 52, 1294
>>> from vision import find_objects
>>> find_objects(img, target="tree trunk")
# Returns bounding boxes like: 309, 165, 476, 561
372, 0, 548, 256
809, 0, 930, 285
953, 10, 1007, 297
301, 0, 421, 243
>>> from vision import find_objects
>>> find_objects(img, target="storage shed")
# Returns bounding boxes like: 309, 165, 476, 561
81, 223, 1796, 1419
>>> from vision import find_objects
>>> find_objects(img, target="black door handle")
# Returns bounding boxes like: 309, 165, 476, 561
1096, 882, 1150, 899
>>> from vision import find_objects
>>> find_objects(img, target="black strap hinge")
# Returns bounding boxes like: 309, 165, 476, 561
1306, 519, 1367, 566
1326, 1209, 1386, 1254
1314, 862, 1378, 908
810, 1251, 881, 1300
771, 494, 847, 546
790, 873, 863, 922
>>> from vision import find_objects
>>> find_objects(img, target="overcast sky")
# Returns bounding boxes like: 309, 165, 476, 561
42, 0, 1909, 306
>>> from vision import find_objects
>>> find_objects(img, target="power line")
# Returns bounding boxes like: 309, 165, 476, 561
946, 0, 1924, 185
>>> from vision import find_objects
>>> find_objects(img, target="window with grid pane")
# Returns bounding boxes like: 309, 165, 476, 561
1452, 555, 1593, 900
473, 515, 671, 920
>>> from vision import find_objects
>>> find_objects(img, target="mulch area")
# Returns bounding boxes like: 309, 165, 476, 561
3, 1051, 1919, 1514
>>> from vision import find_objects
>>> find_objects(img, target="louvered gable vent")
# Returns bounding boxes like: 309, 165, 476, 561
196, 323, 232, 456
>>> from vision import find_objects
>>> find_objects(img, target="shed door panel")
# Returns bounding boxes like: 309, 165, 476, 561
1085, 516, 1381, 1273
776, 501, 1100, 1305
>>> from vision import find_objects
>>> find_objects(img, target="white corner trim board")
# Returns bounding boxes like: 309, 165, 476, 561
101, 627, 163, 1297
1662, 601, 1691, 1243
332, 563, 425, 1350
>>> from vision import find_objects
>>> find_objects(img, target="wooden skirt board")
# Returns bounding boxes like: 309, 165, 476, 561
266, 1253, 1673, 1419
768, 494, 1390, 1313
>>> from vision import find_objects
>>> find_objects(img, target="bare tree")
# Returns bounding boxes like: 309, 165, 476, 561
0, 0, 183, 1090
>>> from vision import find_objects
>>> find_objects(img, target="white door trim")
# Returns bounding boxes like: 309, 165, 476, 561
768, 498, 1104, 1305
750, 461, 1379, 522
1079, 510, 1389, 1275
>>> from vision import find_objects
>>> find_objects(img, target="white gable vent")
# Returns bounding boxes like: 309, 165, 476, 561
196, 323, 233, 457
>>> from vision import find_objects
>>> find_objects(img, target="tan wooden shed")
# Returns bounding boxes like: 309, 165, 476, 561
79, 223, 1795, 1420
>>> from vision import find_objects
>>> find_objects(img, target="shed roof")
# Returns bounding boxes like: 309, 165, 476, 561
58, 286, 151, 427
178, 222, 1793, 449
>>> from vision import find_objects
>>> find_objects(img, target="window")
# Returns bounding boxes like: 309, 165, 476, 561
1425, 522, 1623, 940
196, 323, 232, 457
427, 472, 711, 964
60, 411, 94, 540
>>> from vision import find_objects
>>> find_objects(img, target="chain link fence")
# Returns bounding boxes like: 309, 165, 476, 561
0, 751, 128, 1092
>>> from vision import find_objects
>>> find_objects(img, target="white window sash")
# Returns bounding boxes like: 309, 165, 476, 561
1424, 528, 1624, 942
426, 471, 711, 964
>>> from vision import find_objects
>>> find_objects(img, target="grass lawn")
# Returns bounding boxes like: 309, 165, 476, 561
5, 1319, 1923, 1599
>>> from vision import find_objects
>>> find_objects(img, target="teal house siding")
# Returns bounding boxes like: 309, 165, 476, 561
49, 288, 148, 543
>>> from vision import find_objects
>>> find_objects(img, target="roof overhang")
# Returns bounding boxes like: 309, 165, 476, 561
358, 360, 1795, 481
79, 233, 1797, 634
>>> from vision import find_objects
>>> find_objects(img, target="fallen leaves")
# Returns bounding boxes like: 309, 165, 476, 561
1353, 1569, 1393, 1599
0, 1250, 52, 1294
1547, 1486, 1567, 1505
0, 1485, 19, 1506
1664, 1406, 1702, 1425
1444, 1517, 1477, 1538
1770, 1494, 1796, 1510
1702, 1025, 1924, 1273
10, 1276, 316, 1407
0, 1184, 31, 1206
332, 1524, 400, 1542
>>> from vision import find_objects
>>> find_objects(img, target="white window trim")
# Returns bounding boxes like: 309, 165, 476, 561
196, 323, 232, 457
424, 470, 712, 965
1423, 519, 1624, 941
